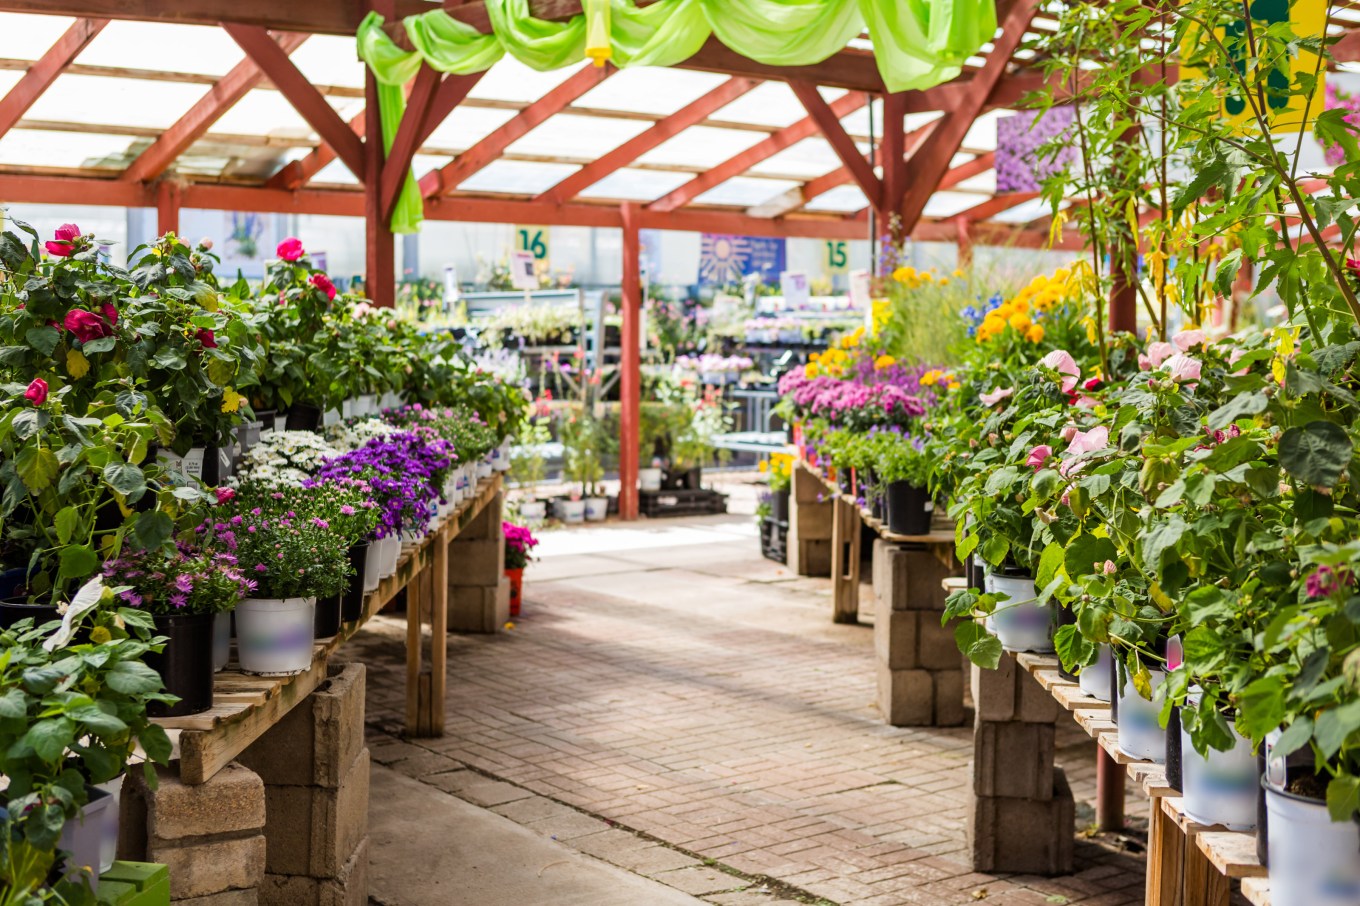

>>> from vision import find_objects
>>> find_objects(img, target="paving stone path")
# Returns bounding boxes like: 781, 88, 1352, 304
352, 514, 1149, 906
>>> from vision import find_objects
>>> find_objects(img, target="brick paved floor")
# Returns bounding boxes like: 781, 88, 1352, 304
352, 513, 1152, 906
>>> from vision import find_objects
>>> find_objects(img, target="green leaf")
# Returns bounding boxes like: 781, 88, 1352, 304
24, 325, 59, 356
0, 687, 27, 719
1054, 623, 1095, 673
102, 460, 146, 497
15, 444, 58, 493
1064, 534, 1117, 581
979, 533, 1010, 567
1207, 391, 1267, 430
1237, 676, 1286, 740
25, 717, 75, 762
139, 722, 173, 764
955, 621, 1002, 669
132, 511, 173, 551
1314, 700, 1360, 757
1326, 775, 1360, 822
57, 544, 97, 582
67, 703, 127, 736
1141, 515, 1187, 573
1279, 420, 1352, 488
54, 505, 78, 545
104, 660, 164, 695
1036, 541, 1066, 589
81, 336, 115, 355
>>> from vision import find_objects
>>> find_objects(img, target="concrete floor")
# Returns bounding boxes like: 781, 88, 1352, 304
354, 491, 1148, 906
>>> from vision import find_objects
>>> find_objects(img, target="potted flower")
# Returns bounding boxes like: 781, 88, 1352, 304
760, 451, 793, 523
510, 414, 552, 524
560, 409, 606, 522
502, 523, 539, 617
295, 477, 381, 623
102, 546, 248, 710
205, 506, 348, 675
871, 429, 933, 536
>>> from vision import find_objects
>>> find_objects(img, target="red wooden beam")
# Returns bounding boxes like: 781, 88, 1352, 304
156, 180, 181, 235
535, 76, 759, 205
895, 0, 1038, 234
0, 17, 107, 141
123, 31, 308, 184
879, 92, 907, 218
955, 191, 1040, 222
223, 23, 366, 178
648, 91, 867, 214
940, 151, 994, 190
420, 64, 613, 198
619, 201, 641, 521
788, 81, 879, 206
415, 71, 486, 148
265, 111, 366, 190
379, 63, 441, 222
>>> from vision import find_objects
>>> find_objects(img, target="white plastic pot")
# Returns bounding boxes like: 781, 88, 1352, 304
1079, 644, 1112, 702
557, 499, 586, 524
378, 534, 401, 578
700, 371, 723, 385
983, 571, 1055, 653
212, 611, 231, 672
492, 438, 512, 472
235, 597, 316, 676
58, 786, 115, 887
1180, 717, 1258, 830
476, 460, 494, 480
519, 500, 547, 525
584, 497, 608, 521
356, 394, 377, 416
778, 328, 803, 344
1116, 665, 1166, 763
363, 540, 384, 592
1266, 786, 1360, 906
323, 408, 342, 427
639, 468, 663, 492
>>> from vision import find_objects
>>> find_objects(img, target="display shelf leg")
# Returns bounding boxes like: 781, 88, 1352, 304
1145, 797, 1183, 906
404, 566, 423, 735
1096, 746, 1125, 831
831, 497, 858, 624
430, 525, 449, 736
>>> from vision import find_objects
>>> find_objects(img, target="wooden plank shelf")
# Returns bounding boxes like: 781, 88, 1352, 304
157, 475, 502, 784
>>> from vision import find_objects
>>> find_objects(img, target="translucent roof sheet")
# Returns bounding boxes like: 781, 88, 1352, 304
636, 126, 767, 167
212, 88, 358, 138
748, 138, 852, 180
993, 197, 1053, 224
803, 184, 869, 213
0, 129, 134, 169
25, 75, 207, 130
923, 191, 983, 219
460, 159, 580, 195
694, 176, 802, 208
289, 36, 366, 90
423, 107, 519, 151
710, 82, 838, 129
468, 58, 580, 104
78, 22, 241, 77
0, 14, 75, 61
574, 67, 728, 115
503, 113, 652, 160
577, 167, 691, 202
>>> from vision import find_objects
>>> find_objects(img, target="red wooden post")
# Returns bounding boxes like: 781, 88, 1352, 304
619, 202, 642, 521
156, 180, 181, 237
955, 216, 973, 269
363, 0, 395, 309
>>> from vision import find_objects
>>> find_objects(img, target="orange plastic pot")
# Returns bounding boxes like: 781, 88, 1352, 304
505, 568, 524, 617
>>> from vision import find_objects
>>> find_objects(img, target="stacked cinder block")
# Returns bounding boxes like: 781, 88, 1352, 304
236, 663, 370, 906
871, 539, 966, 726
787, 462, 833, 577
966, 656, 1075, 874
448, 492, 509, 632
118, 762, 266, 905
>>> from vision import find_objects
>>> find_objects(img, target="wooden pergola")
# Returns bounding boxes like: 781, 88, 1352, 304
0, 0, 1087, 518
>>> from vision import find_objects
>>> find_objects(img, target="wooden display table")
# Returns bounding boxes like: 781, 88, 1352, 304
154, 475, 502, 784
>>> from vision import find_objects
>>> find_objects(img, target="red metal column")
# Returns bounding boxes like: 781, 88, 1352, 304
156, 180, 181, 237
619, 202, 641, 521
363, 0, 395, 308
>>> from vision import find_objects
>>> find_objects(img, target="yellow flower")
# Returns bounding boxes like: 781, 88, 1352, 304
995, 302, 1015, 320
1008, 312, 1031, 331
892, 265, 917, 283
90, 626, 112, 644
1053, 267, 1071, 282
952, 269, 965, 278
1025, 324, 1045, 343
1083, 317, 1098, 344
920, 369, 942, 387
946, 381, 961, 390
938, 277, 950, 286
874, 355, 896, 370
221, 388, 245, 413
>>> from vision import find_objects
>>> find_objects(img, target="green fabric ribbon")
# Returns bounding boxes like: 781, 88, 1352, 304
357, 0, 997, 232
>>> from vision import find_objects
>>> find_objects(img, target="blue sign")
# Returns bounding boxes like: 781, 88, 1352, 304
698, 233, 786, 286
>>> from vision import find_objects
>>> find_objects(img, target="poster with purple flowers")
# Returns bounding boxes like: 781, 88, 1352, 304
995, 108, 1077, 193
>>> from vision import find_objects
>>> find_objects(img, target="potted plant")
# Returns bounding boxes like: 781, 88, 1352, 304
101, 546, 248, 713
560, 409, 605, 522
0, 577, 175, 891
760, 451, 793, 523
871, 429, 934, 536
510, 415, 552, 524
502, 523, 539, 617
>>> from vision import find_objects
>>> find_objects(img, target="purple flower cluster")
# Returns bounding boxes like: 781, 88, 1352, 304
312, 431, 453, 538
778, 371, 926, 430
103, 543, 252, 616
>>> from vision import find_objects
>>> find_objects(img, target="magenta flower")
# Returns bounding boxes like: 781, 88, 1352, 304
277, 236, 305, 261
979, 386, 1014, 406
1026, 445, 1053, 470
45, 223, 80, 257
24, 378, 47, 406
1066, 426, 1109, 456
1040, 350, 1080, 394
63, 308, 111, 344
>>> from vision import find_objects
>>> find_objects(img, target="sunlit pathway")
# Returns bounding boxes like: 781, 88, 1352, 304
351, 513, 1147, 906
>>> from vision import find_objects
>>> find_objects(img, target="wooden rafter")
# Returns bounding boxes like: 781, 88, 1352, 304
266, 112, 365, 190
895, 0, 1039, 234
419, 63, 613, 198
535, 76, 759, 205
122, 31, 308, 184
955, 191, 1041, 222
415, 71, 486, 148
788, 81, 879, 205
222, 23, 365, 178
940, 151, 995, 190
0, 17, 107, 141
648, 91, 867, 214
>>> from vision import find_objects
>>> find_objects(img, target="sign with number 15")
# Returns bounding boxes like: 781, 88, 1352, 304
824, 240, 849, 276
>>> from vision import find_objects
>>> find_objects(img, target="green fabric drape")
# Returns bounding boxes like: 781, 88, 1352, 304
357, 0, 998, 231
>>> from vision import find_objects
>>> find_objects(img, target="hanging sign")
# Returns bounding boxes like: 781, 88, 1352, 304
1178, 0, 1325, 133
780, 271, 811, 310
698, 233, 786, 285
509, 251, 538, 290
824, 240, 849, 277
514, 225, 550, 263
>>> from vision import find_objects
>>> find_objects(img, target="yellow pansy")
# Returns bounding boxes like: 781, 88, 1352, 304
892, 265, 917, 283
221, 388, 245, 413
874, 355, 896, 370
1025, 324, 1045, 343
1008, 312, 1031, 331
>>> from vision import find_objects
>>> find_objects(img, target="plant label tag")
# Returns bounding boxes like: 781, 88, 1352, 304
510, 251, 537, 290
180, 448, 206, 480
780, 271, 810, 309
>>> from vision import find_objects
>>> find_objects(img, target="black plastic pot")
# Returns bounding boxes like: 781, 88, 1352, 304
1256, 753, 1269, 866
0, 567, 30, 600
342, 542, 370, 622
287, 403, 324, 432
314, 594, 341, 639
662, 466, 702, 491
145, 612, 215, 718
886, 481, 932, 535
771, 489, 790, 523
198, 446, 231, 486
1165, 705, 1183, 792
256, 409, 277, 433
0, 598, 61, 631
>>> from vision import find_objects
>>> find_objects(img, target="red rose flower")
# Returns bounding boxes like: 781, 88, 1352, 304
196, 328, 217, 349
309, 272, 337, 301
63, 309, 110, 344
214, 487, 236, 505
44, 223, 81, 257
24, 378, 47, 406
276, 237, 305, 262
100, 302, 118, 325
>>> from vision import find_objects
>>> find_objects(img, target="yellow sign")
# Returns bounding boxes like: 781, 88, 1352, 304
514, 226, 550, 263
824, 240, 849, 276
1179, 0, 1325, 134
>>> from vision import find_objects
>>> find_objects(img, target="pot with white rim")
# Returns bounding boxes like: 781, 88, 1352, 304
983, 567, 1056, 653
1078, 644, 1112, 701
584, 497, 608, 521
357, 394, 377, 416
57, 786, 116, 888
235, 596, 316, 676
476, 459, 494, 480
1264, 780, 1360, 906
377, 533, 401, 578
212, 611, 231, 672
639, 467, 663, 492
557, 498, 586, 524
519, 500, 547, 525
1179, 701, 1258, 830
362, 539, 384, 592
1114, 660, 1166, 763
494, 438, 512, 472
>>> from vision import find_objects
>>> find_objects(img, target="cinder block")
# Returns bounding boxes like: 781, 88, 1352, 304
971, 657, 1018, 723
873, 596, 919, 670
1017, 664, 1061, 724
263, 748, 369, 878
967, 768, 1075, 875
791, 539, 831, 577
449, 539, 504, 587
917, 614, 965, 671
149, 833, 265, 900
449, 583, 501, 633
175, 890, 259, 906
973, 720, 1055, 799
123, 762, 265, 845
237, 663, 365, 789
459, 492, 501, 540
875, 544, 954, 611
933, 668, 967, 727
260, 836, 368, 906
876, 664, 934, 726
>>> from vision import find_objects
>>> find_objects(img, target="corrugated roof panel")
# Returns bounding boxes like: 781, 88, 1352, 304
460, 159, 580, 194
0, 129, 137, 169
24, 75, 207, 130
576, 167, 692, 201
422, 106, 519, 152
803, 184, 869, 212
468, 57, 583, 104
694, 176, 802, 207
635, 125, 766, 167
77, 22, 242, 77
748, 138, 853, 180
503, 113, 652, 159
